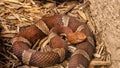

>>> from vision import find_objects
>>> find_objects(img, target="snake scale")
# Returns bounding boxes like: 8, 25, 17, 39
12, 15, 95, 68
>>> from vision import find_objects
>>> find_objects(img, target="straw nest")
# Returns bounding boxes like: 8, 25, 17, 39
0, 0, 111, 68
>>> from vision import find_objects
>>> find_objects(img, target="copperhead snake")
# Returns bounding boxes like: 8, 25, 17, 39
12, 15, 95, 68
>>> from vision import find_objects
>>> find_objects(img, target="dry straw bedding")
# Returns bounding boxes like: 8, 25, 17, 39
0, 0, 110, 68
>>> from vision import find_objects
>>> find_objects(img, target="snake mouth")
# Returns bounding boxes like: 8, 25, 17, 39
67, 32, 87, 44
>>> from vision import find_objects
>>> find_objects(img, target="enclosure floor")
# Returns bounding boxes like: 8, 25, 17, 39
89, 0, 120, 68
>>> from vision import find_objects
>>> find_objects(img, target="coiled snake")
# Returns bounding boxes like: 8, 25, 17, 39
12, 15, 95, 68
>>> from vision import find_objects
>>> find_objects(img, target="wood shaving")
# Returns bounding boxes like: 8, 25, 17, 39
0, 0, 111, 68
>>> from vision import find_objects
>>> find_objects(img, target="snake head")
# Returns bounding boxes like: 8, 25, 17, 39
67, 32, 86, 44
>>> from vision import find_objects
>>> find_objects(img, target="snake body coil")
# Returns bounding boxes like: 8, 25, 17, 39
12, 15, 95, 68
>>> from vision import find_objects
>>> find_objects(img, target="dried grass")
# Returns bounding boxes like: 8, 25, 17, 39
0, 0, 111, 68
